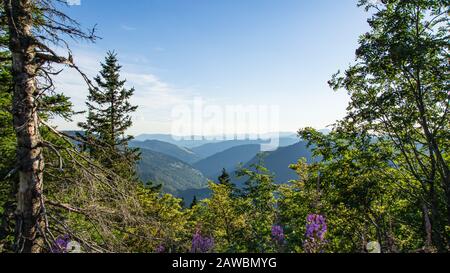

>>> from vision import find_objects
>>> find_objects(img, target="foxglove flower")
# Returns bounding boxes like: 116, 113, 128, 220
304, 214, 328, 253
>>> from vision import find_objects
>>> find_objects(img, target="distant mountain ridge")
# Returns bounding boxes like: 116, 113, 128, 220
130, 139, 201, 164
190, 137, 299, 158
134, 134, 222, 148
192, 140, 265, 159
193, 144, 262, 178
134, 132, 299, 149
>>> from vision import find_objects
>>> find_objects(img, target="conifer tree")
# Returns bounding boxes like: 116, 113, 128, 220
79, 51, 139, 179
190, 196, 198, 209
218, 168, 237, 196
218, 168, 232, 187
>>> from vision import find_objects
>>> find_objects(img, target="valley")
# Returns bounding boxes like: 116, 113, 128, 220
133, 133, 316, 203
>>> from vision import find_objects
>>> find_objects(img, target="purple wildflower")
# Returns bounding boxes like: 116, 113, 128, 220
190, 229, 214, 253
155, 244, 166, 253
51, 235, 70, 253
304, 214, 328, 253
271, 225, 285, 243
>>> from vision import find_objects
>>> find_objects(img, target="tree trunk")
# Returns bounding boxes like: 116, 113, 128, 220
429, 182, 444, 251
422, 203, 433, 251
3, 0, 45, 253
446, 187, 450, 249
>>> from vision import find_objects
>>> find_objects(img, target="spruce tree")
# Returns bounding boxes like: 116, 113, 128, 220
218, 168, 231, 187
79, 51, 139, 179
190, 196, 198, 209
218, 168, 238, 197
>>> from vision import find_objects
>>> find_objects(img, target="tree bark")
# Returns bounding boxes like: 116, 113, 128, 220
3, 0, 45, 253
422, 203, 433, 251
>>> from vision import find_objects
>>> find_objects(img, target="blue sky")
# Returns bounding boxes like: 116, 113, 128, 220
54, 0, 371, 135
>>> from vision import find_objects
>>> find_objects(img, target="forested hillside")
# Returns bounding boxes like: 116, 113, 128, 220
242, 141, 315, 184
138, 148, 208, 194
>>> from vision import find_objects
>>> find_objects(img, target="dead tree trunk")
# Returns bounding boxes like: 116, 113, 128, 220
3, 0, 45, 253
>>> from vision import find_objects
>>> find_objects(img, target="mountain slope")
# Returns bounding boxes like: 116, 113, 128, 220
137, 148, 208, 194
240, 141, 315, 185
193, 144, 262, 178
130, 140, 200, 164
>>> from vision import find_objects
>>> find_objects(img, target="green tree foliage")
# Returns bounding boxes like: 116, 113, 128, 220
190, 163, 283, 253
79, 51, 139, 180
0, 5, 15, 251
193, 182, 248, 253
121, 184, 193, 253
295, 128, 423, 252
236, 164, 278, 252
278, 159, 325, 253
329, 0, 449, 250
0, 6, 13, 171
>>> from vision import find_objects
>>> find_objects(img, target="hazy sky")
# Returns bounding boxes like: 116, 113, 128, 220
53, 0, 371, 136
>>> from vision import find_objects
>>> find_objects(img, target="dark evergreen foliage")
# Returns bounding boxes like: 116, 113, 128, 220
79, 51, 140, 179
